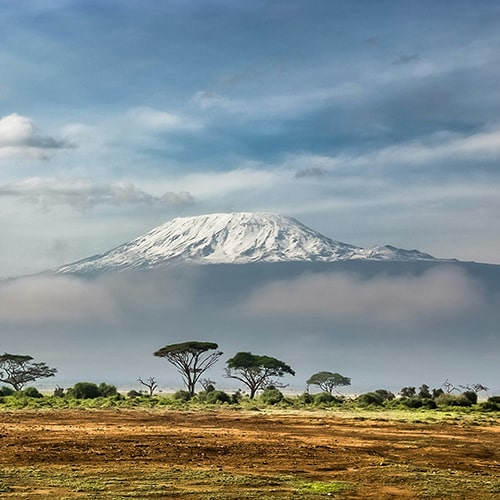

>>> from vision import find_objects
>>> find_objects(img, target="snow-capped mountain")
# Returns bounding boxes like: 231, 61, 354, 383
56, 212, 438, 274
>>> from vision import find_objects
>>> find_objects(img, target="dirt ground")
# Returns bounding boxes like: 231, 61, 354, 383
0, 409, 499, 499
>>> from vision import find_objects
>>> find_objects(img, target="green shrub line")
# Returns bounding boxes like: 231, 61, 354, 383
0, 383, 498, 413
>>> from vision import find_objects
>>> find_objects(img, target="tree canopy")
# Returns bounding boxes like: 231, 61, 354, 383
225, 352, 295, 398
306, 371, 351, 395
0, 353, 57, 391
154, 341, 222, 396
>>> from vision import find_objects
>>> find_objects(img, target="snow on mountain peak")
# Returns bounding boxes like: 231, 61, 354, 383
56, 212, 438, 274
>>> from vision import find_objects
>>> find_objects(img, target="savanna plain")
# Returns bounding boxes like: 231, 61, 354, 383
0, 406, 499, 499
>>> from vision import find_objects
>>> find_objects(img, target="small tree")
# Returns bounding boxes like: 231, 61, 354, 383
138, 376, 158, 396
154, 341, 222, 396
306, 371, 351, 395
224, 352, 295, 399
0, 353, 57, 391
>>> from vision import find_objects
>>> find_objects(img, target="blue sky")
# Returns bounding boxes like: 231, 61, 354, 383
1, 0, 500, 275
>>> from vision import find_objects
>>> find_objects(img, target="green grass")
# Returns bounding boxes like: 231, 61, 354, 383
0, 393, 498, 428
0, 466, 354, 499
295, 479, 350, 495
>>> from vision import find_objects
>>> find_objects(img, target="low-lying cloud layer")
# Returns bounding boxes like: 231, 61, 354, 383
1, 263, 498, 392
241, 267, 488, 324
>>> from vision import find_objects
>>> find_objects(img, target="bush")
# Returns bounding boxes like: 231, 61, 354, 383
98, 382, 119, 397
127, 389, 142, 398
231, 390, 242, 404
297, 392, 314, 405
401, 397, 423, 409
53, 386, 65, 397
374, 389, 395, 401
313, 392, 342, 405
67, 382, 101, 399
481, 395, 500, 411
205, 390, 231, 404
21, 387, 43, 398
421, 398, 437, 409
0, 386, 14, 396
435, 393, 474, 407
356, 392, 384, 406
261, 387, 284, 405
461, 391, 478, 405
173, 390, 192, 401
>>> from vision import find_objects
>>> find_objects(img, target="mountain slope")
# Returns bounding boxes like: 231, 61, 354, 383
56, 212, 439, 274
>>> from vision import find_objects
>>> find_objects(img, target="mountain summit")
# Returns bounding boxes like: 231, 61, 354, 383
56, 212, 438, 274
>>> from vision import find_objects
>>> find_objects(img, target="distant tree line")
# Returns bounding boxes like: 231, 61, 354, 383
1, 344, 497, 412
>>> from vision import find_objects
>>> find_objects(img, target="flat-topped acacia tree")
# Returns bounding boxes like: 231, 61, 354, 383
306, 371, 351, 395
225, 352, 295, 399
154, 341, 222, 396
0, 353, 57, 391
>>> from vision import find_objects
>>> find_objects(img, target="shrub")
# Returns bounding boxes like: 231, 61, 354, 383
356, 392, 384, 406
98, 382, 119, 397
205, 390, 231, 404
421, 398, 437, 409
481, 398, 500, 412
21, 387, 43, 398
313, 392, 342, 405
374, 389, 395, 401
67, 382, 101, 399
401, 397, 423, 409
261, 387, 284, 405
53, 386, 65, 397
435, 393, 473, 407
0, 386, 14, 396
231, 390, 242, 404
297, 392, 314, 405
173, 390, 192, 401
127, 389, 142, 398
461, 391, 478, 405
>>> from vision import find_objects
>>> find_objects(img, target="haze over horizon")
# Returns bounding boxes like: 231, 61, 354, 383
1, 2, 499, 393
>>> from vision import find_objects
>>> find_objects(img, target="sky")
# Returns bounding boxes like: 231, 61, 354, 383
0, 0, 500, 276
0, 1, 499, 393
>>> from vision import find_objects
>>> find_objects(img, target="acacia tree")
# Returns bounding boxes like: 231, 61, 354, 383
154, 341, 222, 396
306, 371, 351, 395
224, 352, 295, 399
0, 353, 57, 391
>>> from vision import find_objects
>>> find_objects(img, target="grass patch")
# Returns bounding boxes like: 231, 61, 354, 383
295, 479, 350, 495
0, 467, 354, 499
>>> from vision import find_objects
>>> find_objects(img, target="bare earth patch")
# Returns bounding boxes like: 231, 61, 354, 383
0, 409, 498, 498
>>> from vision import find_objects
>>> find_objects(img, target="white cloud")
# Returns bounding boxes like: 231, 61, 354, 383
285, 127, 500, 173
355, 128, 500, 167
240, 267, 489, 324
0, 177, 194, 210
0, 113, 72, 159
191, 83, 365, 118
127, 107, 201, 131
167, 166, 279, 199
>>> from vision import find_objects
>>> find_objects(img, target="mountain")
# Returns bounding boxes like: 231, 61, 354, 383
56, 212, 441, 275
